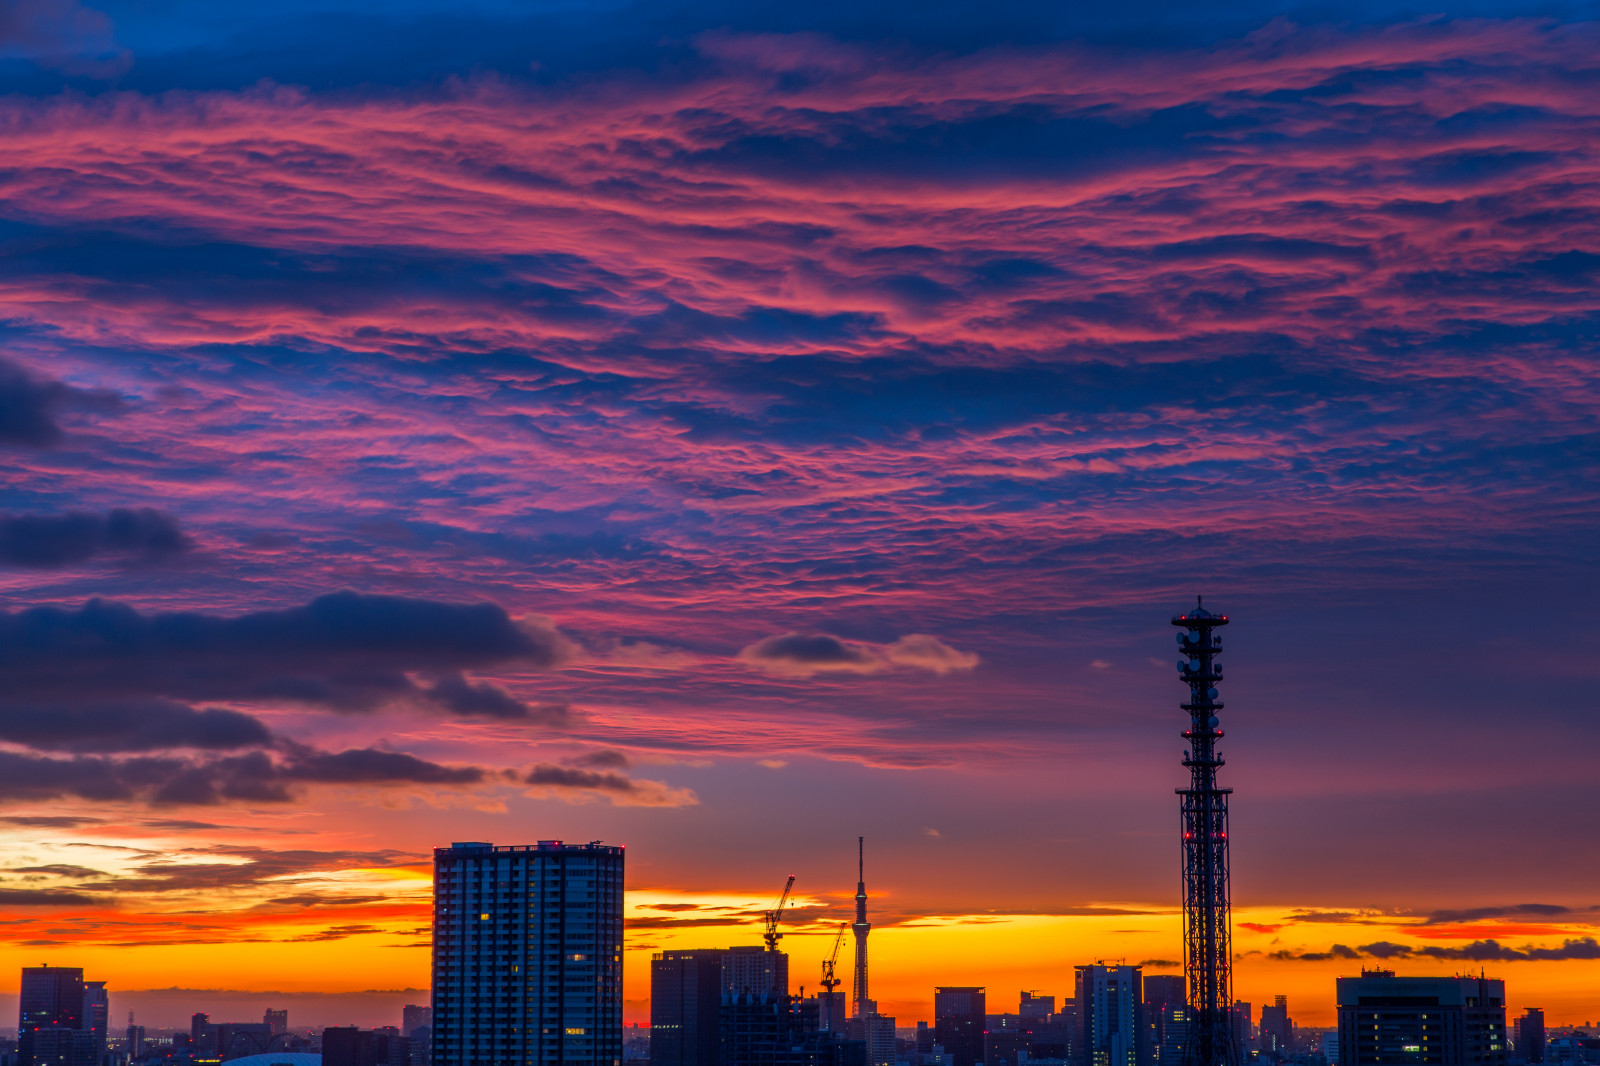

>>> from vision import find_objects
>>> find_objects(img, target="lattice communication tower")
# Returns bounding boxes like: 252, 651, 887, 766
1173, 599, 1240, 1066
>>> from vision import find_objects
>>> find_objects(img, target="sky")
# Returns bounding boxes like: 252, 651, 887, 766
0, 0, 1598, 1035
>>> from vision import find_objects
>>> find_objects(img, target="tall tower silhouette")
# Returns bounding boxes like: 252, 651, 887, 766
851, 837, 870, 1017
1173, 599, 1240, 1066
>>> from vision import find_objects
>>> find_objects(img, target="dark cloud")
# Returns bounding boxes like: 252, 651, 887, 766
0, 746, 484, 807
0, 508, 190, 568
0, 700, 271, 753
1272, 939, 1600, 962
425, 672, 571, 724
0, 887, 98, 906
524, 763, 638, 793
91, 845, 415, 894
5, 864, 109, 878
1422, 903, 1571, 925
0, 590, 569, 714
743, 633, 873, 667
0, 356, 118, 446
567, 749, 630, 769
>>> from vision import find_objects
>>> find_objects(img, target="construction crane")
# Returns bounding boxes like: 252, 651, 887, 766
763, 874, 796, 951
820, 922, 847, 991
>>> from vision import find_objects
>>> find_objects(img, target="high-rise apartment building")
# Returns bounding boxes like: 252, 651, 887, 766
1076, 965, 1145, 1066
1334, 971, 1506, 1066
934, 988, 986, 1066
1515, 1009, 1544, 1064
652, 949, 728, 1066
432, 840, 624, 1066
19, 965, 90, 1066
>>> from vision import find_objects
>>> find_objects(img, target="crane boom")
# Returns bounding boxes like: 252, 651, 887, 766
820, 922, 847, 990
763, 874, 796, 951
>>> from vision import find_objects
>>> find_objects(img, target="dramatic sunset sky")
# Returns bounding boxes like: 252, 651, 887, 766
0, 0, 1597, 1035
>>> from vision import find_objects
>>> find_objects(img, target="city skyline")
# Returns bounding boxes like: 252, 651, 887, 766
0, 0, 1597, 1044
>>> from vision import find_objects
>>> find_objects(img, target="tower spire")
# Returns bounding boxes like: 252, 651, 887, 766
1173, 600, 1239, 1066
851, 836, 871, 1018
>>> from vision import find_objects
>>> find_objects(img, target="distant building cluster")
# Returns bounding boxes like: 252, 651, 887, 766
4, 964, 431, 1066
11, 837, 1593, 1066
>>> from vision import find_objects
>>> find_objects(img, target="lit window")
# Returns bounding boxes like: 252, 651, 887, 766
566, 1028, 586, 1036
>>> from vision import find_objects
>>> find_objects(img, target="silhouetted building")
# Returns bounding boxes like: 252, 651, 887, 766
1517, 1010, 1545, 1064
124, 1020, 145, 1060
402, 1007, 433, 1039
1227, 1005, 1251, 1055
324, 1027, 411, 1066
1322, 1032, 1339, 1066
934, 988, 986, 1066
1335, 971, 1506, 1066
719, 992, 864, 1066
843, 1013, 894, 1066
725, 946, 789, 998
81, 983, 107, 1066
1259, 998, 1293, 1057
431, 839, 624, 1066
654, 950, 728, 1066
1023, 995, 1058, 1022
1144, 977, 1187, 1066
20, 966, 88, 1066
266, 1010, 289, 1037
1076, 966, 1145, 1066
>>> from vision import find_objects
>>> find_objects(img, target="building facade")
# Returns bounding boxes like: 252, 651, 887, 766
1076, 966, 1145, 1066
724, 947, 789, 998
432, 840, 625, 1066
1144, 977, 1187, 1066
19, 966, 89, 1066
934, 988, 986, 1066
1259, 998, 1293, 1057
653, 949, 728, 1066
1335, 971, 1506, 1066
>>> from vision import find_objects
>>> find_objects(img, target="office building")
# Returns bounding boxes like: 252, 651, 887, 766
82, 983, 107, 1066
432, 840, 624, 1066
20, 966, 88, 1066
266, 1010, 289, 1036
1516, 1010, 1544, 1064
724, 946, 789, 998
1260, 998, 1293, 1056
1144, 977, 1187, 1066
1076, 966, 1145, 1066
1334, 971, 1507, 1066
653, 949, 728, 1066
934, 988, 986, 1066
719, 992, 864, 1066
1322, 1032, 1339, 1065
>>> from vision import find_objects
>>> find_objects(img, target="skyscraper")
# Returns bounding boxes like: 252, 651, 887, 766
431, 840, 624, 1066
19, 966, 90, 1066
403, 1006, 433, 1039
1516, 1009, 1544, 1064
1258, 998, 1292, 1057
1076, 965, 1145, 1066
934, 988, 986, 1066
266, 1009, 289, 1036
1144, 976, 1187, 1066
652, 949, 727, 1066
82, 982, 107, 1066
723, 945, 788, 997
1335, 971, 1506, 1066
